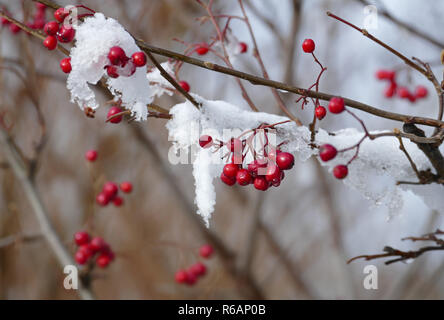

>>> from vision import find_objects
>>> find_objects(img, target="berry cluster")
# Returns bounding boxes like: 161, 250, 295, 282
376, 69, 428, 102
96, 181, 133, 207
1, 3, 47, 34
175, 244, 213, 286
74, 231, 115, 268
105, 46, 147, 79
43, 8, 77, 51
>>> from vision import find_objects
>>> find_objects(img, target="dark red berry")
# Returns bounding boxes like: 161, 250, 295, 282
179, 81, 190, 92
265, 164, 281, 182
196, 43, 209, 55
90, 237, 106, 252
328, 97, 345, 114
9, 23, 21, 34
44, 21, 59, 36
276, 152, 294, 170
74, 231, 90, 246
60, 57, 72, 73
302, 39, 315, 53
319, 144, 337, 162
103, 182, 118, 199
220, 173, 236, 186
36, 3, 47, 10
96, 192, 110, 206
223, 163, 239, 179
43, 35, 57, 50
57, 25, 75, 43
415, 86, 428, 98
185, 272, 197, 285
199, 135, 213, 148
236, 169, 252, 186
315, 106, 327, 120
199, 244, 213, 258
33, 18, 46, 30
376, 70, 396, 81
254, 176, 269, 191
108, 46, 128, 66
106, 65, 119, 78
78, 244, 94, 259
96, 253, 112, 268
107, 106, 123, 124
112, 196, 124, 207
131, 52, 147, 67
189, 262, 207, 277
54, 8, 69, 23
120, 181, 133, 193
85, 149, 98, 162
75, 250, 88, 265
384, 82, 397, 98
175, 270, 188, 284
238, 42, 248, 53
333, 165, 348, 179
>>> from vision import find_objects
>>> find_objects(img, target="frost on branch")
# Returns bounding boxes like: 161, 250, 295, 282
167, 97, 444, 226
67, 13, 152, 121
146, 61, 176, 98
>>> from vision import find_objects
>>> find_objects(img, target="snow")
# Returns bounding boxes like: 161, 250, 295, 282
67, 13, 153, 121
167, 96, 443, 225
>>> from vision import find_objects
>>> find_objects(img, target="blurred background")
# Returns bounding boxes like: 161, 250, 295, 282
0, 0, 443, 299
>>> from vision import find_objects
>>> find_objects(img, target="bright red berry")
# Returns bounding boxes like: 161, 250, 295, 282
131, 52, 147, 67
302, 39, 315, 53
103, 182, 118, 199
108, 46, 128, 66
384, 82, 397, 98
220, 172, 236, 186
43, 35, 57, 50
415, 86, 428, 98
96, 192, 110, 206
276, 152, 294, 170
85, 149, 98, 162
398, 87, 410, 99
179, 81, 190, 92
74, 231, 90, 246
376, 70, 396, 81
43, 21, 59, 36
57, 25, 75, 43
315, 106, 327, 120
78, 244, 94, 259
54, 7, 69, 23
333, 165, 348, 179
238, 42, 248, 53
106, 65, 119, 78
223, 163, 239, 179
319, 144, 337, 162
60, 57, 72, 73
199, 244, 213, 258
254, 176, 269, 191
196, 43, 209, 55
107, 106, 123, 124
236, 169, 252, 186
120, 181, 133, 193
265, 164, 281, 182
199, 135, 213, 148
175, 270, 188, 284
96, 253, 112, 268
90, 237, 106, 253
112, 196, 124, 207
328, 97, 345, 114
189, 262, 207, 277
75, 250, 88, 265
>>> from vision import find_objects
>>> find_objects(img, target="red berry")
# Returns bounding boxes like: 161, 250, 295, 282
236, 169, 252, 186
75, 250, 88, 265
179, 81, 190, 92
74, 231, 90, 246
220, 172, 236, 186
276, 152, 294, 170
223, 163, 239, 179
407, 93, 416, 103
96, 253, 112, 268
398, 87, 410, 99
254, 176, 269, 191
384, 81, 397, 98
175, 270, 188, 284
199, 244, 213, 258
315, 106, 327, 120
319, 144, 337, 162
265, 164, 281, 182
228, 138, 243, 153
302, 39, 315, 53
1, 16, 10, 26
78, 244, 94, 259
238, 42, 248, 53
36, 3, 47, 10
54, 8, 69, 23
186, 272, 197, 285
120, 181, 133, 193
333, 165, 348, 179
199, 135, 213, 148
57, 25, 75, 43
85, 149, 98, 162
376, 70, 396, 81
189, 262, 207, 277
415, 86, 428, 98
90, 237, 106, 252
131, 52, 147, 67
107, 106, 123, 124
9, 23, 21, 34
60, 58, 72, 73
43, 21, 59, 36
113, 196, 124, 207
103, 182, 118, 199
108, 46, 128, 66
43, 35, 57, 50
33, 18, 46, 30
96, 192, 110, 206
106, 65, 119, 78
196, 43, 209, 55
328, 97, 345, 114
